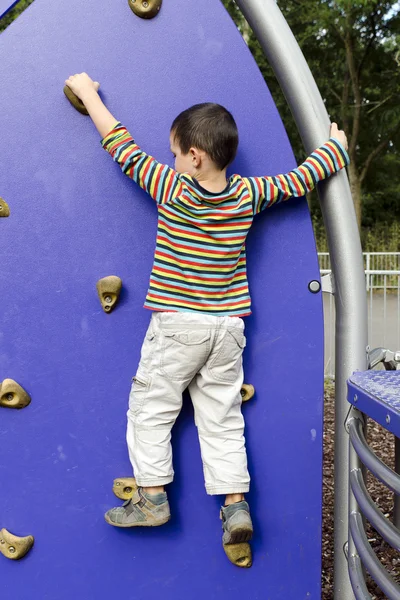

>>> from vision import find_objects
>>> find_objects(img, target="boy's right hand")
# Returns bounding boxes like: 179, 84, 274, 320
65, 73, 100, 103
330, 123, 348, 152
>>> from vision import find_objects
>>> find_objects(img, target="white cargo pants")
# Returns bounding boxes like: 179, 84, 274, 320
126, 312, 250, 495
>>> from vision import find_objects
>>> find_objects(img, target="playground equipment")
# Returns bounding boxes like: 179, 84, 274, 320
1, 0, 399, 598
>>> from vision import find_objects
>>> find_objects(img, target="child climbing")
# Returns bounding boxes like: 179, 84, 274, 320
64, 72, 349, 566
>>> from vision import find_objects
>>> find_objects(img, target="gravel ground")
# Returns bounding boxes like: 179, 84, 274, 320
322, 380, 400, 599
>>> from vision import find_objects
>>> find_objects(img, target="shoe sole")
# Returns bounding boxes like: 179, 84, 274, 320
223, 542, 252, 568
224, 525, 253, 544
104, 514, 171, 528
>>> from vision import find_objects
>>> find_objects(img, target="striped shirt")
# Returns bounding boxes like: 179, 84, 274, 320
101, 123, 349, 317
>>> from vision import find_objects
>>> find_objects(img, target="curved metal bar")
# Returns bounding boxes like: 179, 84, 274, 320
350, 512, 400, 599
348, 554, 372, 600
233, 1, 368, 598
350, 468, 400, 550
349, 418, 400, 494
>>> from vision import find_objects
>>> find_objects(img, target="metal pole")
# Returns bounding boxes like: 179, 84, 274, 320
233, 1, 368, 598
394, 437, 400, 528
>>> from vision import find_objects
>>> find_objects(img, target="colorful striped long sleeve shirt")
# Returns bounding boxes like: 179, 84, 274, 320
101, 123, 349, 317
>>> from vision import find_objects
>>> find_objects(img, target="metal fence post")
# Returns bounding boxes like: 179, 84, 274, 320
232, 1, 368, 598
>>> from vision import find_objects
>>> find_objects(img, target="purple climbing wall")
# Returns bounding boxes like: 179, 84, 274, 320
0, 0, 324, 597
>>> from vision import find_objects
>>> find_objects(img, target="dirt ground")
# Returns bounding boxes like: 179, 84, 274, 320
322, 381, 400, 599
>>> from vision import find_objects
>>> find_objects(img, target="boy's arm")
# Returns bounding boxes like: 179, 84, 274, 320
100, 123, 183, 205
243, 124, 350, 215
64, 73, 182, 205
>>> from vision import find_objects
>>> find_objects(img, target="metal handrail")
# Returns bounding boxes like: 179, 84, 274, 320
320, 270, 400, 275
350, 511, 400, 599
349, 417, 400, 494
348, 554, 372, 600
348, 414, 400, 597
318, 252, 400, 256
350, 468, 400, 551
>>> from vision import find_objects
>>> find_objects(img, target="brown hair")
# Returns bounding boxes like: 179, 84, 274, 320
171, 103, 239, 170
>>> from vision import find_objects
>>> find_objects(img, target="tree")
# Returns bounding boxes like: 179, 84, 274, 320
222, 0, 400, 231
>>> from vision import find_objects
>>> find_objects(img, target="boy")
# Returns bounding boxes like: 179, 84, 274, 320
65, 72, 349, 560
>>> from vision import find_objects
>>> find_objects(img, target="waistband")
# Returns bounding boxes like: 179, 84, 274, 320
151, 312, 244, 330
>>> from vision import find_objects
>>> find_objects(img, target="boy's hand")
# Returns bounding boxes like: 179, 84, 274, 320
65, 73, 117, 138
65, 73, 100, 103
330, 123, 348, 152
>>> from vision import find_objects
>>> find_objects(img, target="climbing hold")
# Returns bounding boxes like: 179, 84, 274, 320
0, 379, 31, 409
0, 529, 34, 560
0, 197, 10, 217
241, 384, 255, 403
128, 0, 162, 19
63, 86, 89, 115
96, 276, 122, 313
223, 543, 252, 568
113, 477, 137, 500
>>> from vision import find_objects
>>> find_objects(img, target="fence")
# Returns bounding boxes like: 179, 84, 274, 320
319, 253, 400, 378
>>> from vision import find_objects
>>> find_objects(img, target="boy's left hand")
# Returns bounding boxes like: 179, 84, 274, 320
330, 123, 348, 152
65, 72, 100, 103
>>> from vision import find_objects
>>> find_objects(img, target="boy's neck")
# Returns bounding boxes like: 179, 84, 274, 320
191, 168, 228, 194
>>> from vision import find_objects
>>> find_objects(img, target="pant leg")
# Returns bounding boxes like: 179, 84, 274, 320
188, 322, 250, 495
127, 313, 212, 488
126, 370, 185, 488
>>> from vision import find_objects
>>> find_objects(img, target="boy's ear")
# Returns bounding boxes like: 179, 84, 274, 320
190, 147, 202, 168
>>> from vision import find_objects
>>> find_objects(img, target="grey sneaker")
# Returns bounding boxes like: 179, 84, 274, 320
105, 487, 171, 528
220, 501, 253, 544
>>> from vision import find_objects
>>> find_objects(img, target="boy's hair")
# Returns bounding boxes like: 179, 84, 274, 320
171, 103, 238, 170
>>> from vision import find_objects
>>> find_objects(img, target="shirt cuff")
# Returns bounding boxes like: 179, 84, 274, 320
328, 137, 350, 166
100, 121, 124, 150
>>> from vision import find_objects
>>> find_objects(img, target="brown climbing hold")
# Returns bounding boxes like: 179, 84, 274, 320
128, 0, 162, 19
96, 276, 122, 313
0, 197, 10, 217
241, 384, 255, 403
0, 529, 34, 560
0, 379, 31, 409
63, 86, 89, 115
113, 477, 137, 500
223, 542, 252, 568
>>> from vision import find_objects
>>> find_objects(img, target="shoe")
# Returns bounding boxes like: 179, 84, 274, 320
105, 486, 171, 528
220, 501, 253, 544
223, 542, 252, 568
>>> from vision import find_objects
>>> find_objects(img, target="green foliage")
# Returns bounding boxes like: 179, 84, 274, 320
0, 0, 35, 33
363, 152, 400, 227
363, 220, 400, 251
222, 0, 400, 249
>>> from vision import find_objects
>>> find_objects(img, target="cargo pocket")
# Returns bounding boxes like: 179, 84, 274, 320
128, 370, 151, 416
160, 329, 210, 381
209, 328, 246, 383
